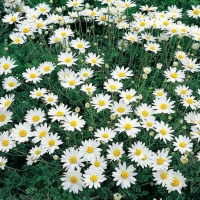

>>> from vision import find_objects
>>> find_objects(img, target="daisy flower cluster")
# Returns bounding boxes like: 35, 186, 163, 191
0, 0, 200, 198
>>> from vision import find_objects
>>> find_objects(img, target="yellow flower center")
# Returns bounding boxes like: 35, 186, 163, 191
0, 162, 3, 166
4, 100, 11, 107
142, 110, 148, 117
35, 150, 41, 155
160, 172, 168, 179
30, 73, 37, 78
171, 178, 180, 186
186, 98, 193, 104
94, 160, 100, 167
56, 111, 64, 117
118, 72, 125, 77
113, 149, 120, 157
98, 100, 105, 106
171, 29, 177, 33
3, 63, 9, 69
181, 89, 186, 95
73, 2, 78, 6
77, 43, 83, 48
117, 107, 125, 113
83, 72, 88, 77
14, 38, 21, 43
32, 115, 40, 122
2, 139, 9, 146
157, 91, 163, 96
8, 82, 15, 87
163, 21, 169, 26
86, 146, 94, 153
54, 37, 60, 42
126, 94, 132, 100
121, 171, 129, 179
181, 28, 186, 33
70, 120, 77, 127
110, 85, 117, 90
90, 175, 98, 182
129, 37, 135, 42
179, 142, 186, 148
124, 123, 132, 130
101, 16, 106, 21
150, 46, 156, 51
40, 7, 46, 12
48, 139, 55, 147
160, 103, 167, 110
37, 23, 43, 28
69, 80, 75, 86
124, 3, 130, 7
0, 114, 6, 122
23, 27, 30, 33
146, 122, 152, 127
140, 21, 146, 26
171, 73, 178, 78
70, 176, 78, 184
86, 87, 91, 91
178, 54, 184, 59
61, 32, 67, 37
193, 9, 200, 15
65, 58, 72, 63
102, 133, 109, 138
44, 66, 50, 72
70, 156, 77, 164
39, 131, 46, 138
157, 157, 165, 165
135, 149, 141, 156
90, 11, 96, 16
91, 59, 97, 64
19, 130, 27, 137
160, 129, 167, 135
36, 92, 42, 97
142, 155, 147, 160
48, 97, 54, 102
10, 17, 17, 22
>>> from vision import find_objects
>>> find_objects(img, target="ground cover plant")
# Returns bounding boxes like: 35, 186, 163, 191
0, 0, 200, 199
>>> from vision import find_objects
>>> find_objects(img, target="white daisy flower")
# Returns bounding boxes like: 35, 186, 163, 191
0, 109, 12, 127
85, 53, 104, 67
31, 123, 51, 143
111, 66, 133, 80
41, 132, 63, 154
11, 122, 32, 144
83, 167, 106, 189
24, 107, 46, 125
107, 142, 124, 161
0, 156, 8, 170
0, 56, 17, 75
48, 104, 71, 122
115, 116, 141, 138
173, 135, 193, 154
91, 93, 112, 112
150, 149, 172, 171
0, 94, 15, 110
61, 169, 85, 194
94, 127, 116, 142
61, 147, 85, 170
61, 113, 85, 132
112, 162, 137, 189
0, 131, 16, 152
166, 170, 187, 194
79, 139, 101, 161
104, 79, 123, 93
2, 76, 21, 91
22, 67, 42, 84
